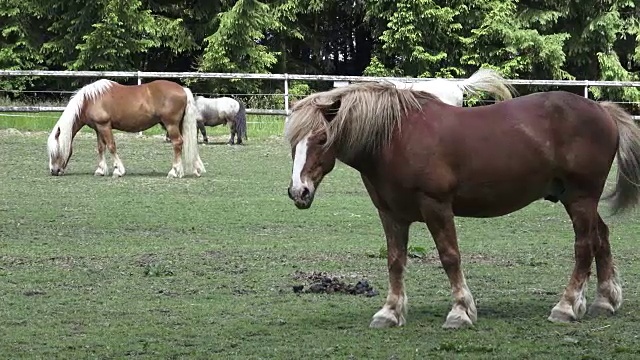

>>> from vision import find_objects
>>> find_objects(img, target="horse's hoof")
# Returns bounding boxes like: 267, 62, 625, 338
369, 315, 399, 329
167, 168, 183, 178
369, 307, 404, 329
442, 311, 474, 329
548, 308, 577, 323
588, 301, 615, 317
94, 169, 106, 176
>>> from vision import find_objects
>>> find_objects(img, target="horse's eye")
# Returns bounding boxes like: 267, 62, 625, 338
318, 137, 327, 145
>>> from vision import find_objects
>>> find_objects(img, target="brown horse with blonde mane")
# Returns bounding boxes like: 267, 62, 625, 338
48, 79, 206, 178
285, 82, 640, 329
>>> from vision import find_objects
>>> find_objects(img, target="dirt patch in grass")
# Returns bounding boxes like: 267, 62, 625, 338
135, 253, 158, 267
291, 270, 379, 297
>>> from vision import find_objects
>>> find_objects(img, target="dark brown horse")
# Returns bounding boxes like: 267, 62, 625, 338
285, 82, 640, 329
48, 79, 206, 178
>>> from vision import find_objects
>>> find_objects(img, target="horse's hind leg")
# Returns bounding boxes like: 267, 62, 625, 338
370, 210, 410, 328
99, 125, 125, 177
158, 123, 171, 143
422, 199, 476, 329
548, 197, 599, 323
197, 122, 208, 143
165, 123, 184, 178
94, 130, 108, 176
228, 121, 236, 145
588, 214, 622, 316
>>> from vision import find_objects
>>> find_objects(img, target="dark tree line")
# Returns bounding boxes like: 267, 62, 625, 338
1, 0, 639, 107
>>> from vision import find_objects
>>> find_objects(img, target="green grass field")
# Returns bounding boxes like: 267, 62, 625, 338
2, 114, 640, 359
0, 112, 285, 137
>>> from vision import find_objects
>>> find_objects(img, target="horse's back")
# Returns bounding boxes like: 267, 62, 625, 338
87, 80, 188, 132
198, 97, 240, 125
396, 91, 619, 217
98, 80, 186, 111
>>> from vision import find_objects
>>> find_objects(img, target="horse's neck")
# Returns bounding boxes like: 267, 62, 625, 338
71, 119, 85, 138
337, 150, 374, 175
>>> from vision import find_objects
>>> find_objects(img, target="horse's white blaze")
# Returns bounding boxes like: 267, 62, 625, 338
291, 134, 311, 190
48, 79, 115, 171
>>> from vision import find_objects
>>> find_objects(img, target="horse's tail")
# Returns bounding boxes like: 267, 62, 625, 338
181, 87, 204, 176
457, 68, 516, 103
235, 99, 248, 141
600, 101, 640, 214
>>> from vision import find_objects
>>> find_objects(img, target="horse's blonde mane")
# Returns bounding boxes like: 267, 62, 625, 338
47, 79, 115, 161
284, 82, 435, 159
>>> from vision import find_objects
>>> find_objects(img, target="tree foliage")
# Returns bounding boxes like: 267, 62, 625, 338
0, 0, 639, 105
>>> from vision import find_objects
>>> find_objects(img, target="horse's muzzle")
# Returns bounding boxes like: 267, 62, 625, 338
288, 185, 314, 209
50, 168, 63, 176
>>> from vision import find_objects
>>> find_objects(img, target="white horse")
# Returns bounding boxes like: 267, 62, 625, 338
163, 96, 248, 145
388, 68, 516, 106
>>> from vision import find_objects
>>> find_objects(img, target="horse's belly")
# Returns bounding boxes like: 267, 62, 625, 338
451, 183, 548, 218
452, 197, 540, 217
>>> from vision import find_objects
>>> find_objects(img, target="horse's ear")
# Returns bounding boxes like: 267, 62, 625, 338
54, 127, 61, 141
322, 99, 341, 122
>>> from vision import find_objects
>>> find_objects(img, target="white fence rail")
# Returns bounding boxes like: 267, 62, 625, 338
1, 70, 640, 119
0, 106, 288, 116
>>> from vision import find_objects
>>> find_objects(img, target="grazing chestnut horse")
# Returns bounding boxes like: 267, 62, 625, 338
47, 79, 206, 178
285, 82, 640, 329
389, 67, 516, 106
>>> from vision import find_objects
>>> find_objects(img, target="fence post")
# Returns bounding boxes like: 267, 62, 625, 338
284, 73, 289, 123
584, 81, 589, 98
137, 71, 143, 136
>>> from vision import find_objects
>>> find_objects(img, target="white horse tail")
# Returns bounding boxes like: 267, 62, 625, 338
181, 87, 203, 176
48, 79, 114, 172
457, 68, 517, 103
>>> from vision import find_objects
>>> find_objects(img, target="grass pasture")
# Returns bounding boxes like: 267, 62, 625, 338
2, 114, 640, 359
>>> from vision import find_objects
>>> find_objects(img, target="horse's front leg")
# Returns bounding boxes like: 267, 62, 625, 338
94, 130, 108, 176
422, 199, 476, 329
98, 125, 126, 178
370, 210, 410, 328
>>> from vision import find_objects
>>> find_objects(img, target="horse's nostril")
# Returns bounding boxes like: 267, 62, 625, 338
301, 187, 310, 199
287, 187, 294, 199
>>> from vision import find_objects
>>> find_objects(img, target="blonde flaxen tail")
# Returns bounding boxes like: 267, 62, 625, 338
181, 87, 205, 176
457, 68, 517, 103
